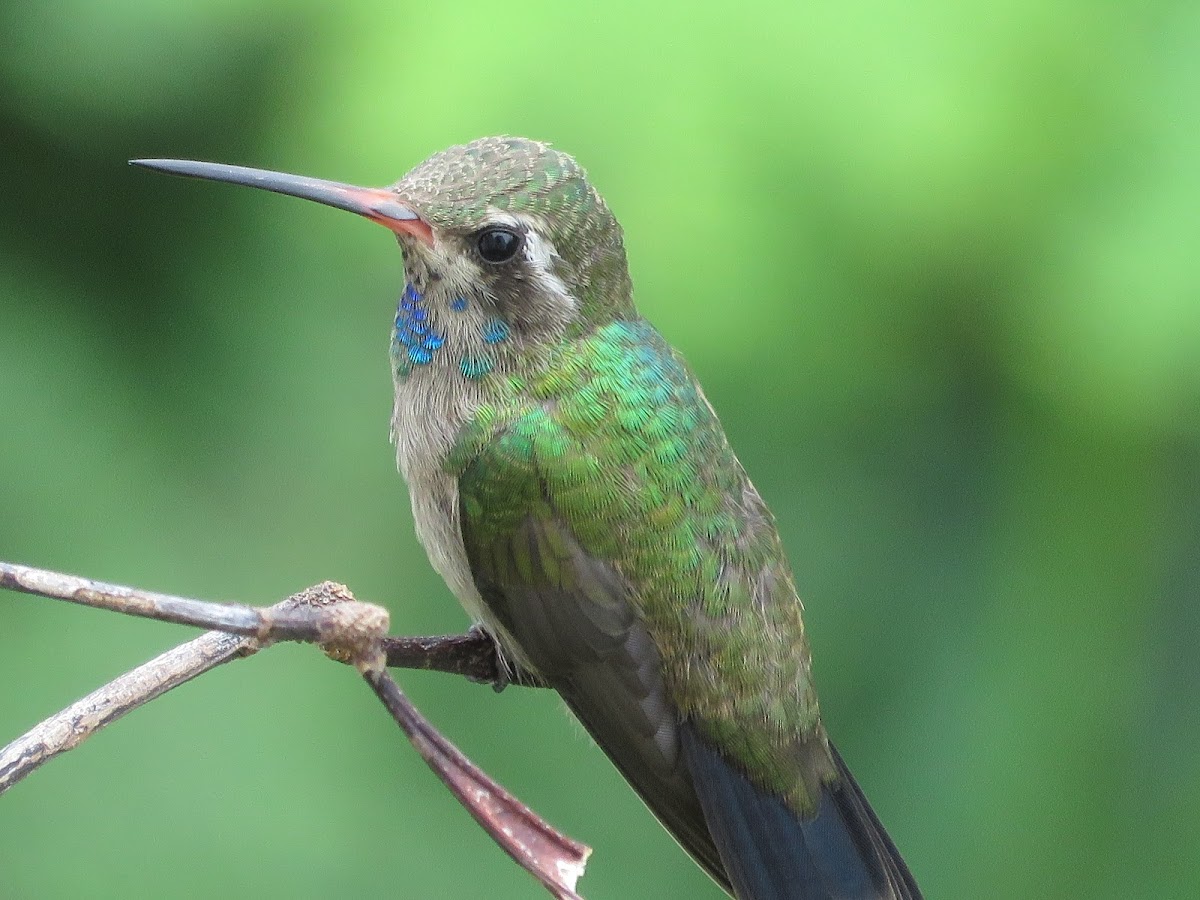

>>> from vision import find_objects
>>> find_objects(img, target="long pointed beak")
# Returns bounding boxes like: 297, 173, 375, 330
129, 159, 433, 246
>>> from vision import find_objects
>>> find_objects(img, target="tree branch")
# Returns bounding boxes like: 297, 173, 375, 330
0, 563, 383, 648
381, 631, 548, 688
0, 626, 253, 793
0, 560, 589, 899
365, 668, 588, 899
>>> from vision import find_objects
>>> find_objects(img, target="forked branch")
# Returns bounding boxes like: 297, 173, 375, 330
0, 561, 589, 900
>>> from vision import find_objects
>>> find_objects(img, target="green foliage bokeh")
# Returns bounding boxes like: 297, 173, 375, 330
2, 2, 1197, 897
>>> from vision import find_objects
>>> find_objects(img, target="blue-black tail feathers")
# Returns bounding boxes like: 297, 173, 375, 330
680, 723, 920, 899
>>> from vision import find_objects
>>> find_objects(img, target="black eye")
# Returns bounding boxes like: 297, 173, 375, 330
476, 227, 522, 263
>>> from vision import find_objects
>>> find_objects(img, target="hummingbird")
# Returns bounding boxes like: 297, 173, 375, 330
132, 137, 921, 900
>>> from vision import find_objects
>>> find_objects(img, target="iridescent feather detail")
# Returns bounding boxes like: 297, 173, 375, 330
392, 283, 447, 374
451, 319, 828, 812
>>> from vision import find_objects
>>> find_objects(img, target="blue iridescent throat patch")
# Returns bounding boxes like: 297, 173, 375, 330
392, 287, 510, 381
394, 283, 445, 366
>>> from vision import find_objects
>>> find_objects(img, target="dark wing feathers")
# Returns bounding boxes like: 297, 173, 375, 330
461, 505, 922, 899
682, 723, 921, 899
825, 743, 922, 899
454, 329, 920, 897
465, 512, 733, 891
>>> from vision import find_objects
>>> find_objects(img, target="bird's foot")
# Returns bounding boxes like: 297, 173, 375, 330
465, 623, 513, 692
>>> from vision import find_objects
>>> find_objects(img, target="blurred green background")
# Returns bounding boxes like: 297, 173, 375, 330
2, 1, 1197, 897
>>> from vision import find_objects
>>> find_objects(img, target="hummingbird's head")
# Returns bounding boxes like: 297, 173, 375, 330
131, 137, 633, 358
386, 136, 633, 342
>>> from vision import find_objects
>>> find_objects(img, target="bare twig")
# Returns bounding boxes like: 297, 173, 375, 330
0, 628, 253, 794
365, 666, 589, 899
0, 562, 382, 648
0, 561, 540, 684
381, 632, 547, 688
383, 631, 504, 679
0, 560, 591, 898
0, 576, 385, 796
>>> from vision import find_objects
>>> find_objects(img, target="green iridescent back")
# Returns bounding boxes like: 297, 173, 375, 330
450, 317, 831, 813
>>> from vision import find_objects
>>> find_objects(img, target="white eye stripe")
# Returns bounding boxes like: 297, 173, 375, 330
523, 231, 574, 311
522, 228, 555, 266
479, 209, 575, 312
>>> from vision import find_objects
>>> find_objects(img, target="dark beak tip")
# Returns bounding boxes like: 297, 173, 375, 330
124, 157, 424, 239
